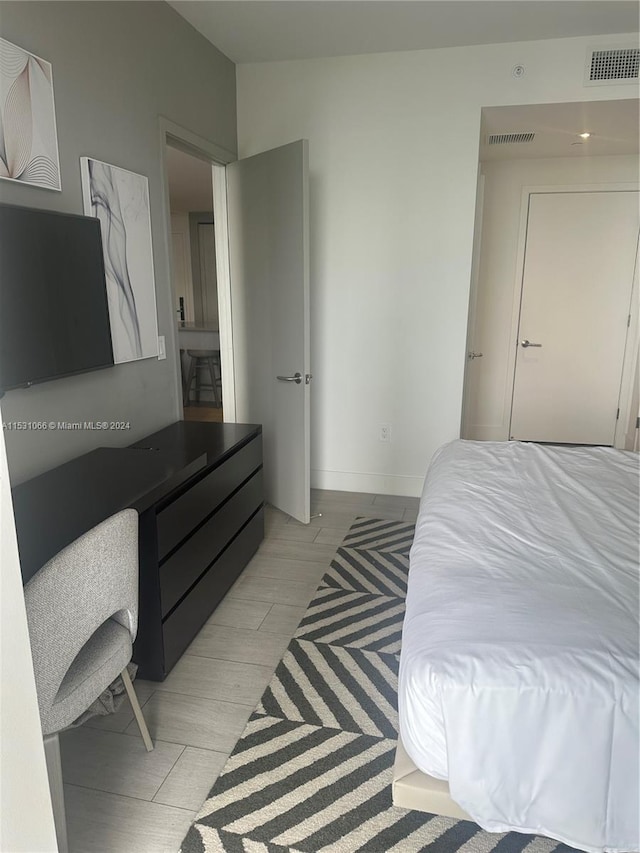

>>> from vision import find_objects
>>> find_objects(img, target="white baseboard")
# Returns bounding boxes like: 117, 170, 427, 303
311, 468, 424, 498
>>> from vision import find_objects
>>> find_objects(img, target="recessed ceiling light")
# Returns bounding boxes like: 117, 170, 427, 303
579, 132, 592, 139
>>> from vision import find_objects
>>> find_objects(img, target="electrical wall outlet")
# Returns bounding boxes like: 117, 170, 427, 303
157, 335, 166, 360
379, 424, 391, 443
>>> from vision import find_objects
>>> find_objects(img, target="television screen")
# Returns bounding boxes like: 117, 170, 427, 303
0, 204, 114, 391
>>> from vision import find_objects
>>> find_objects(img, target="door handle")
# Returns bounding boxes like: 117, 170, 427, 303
277, 372, 302, 384
468, 351, 483, 360
521, 340, 542, 348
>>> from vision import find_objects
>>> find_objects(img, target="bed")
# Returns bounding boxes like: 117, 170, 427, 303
395, 440, 639, 853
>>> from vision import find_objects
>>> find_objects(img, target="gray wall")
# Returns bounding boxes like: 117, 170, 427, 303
0, 1, 237, 483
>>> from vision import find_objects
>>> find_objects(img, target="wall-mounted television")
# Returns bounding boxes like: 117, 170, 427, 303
0, 203, 114, 391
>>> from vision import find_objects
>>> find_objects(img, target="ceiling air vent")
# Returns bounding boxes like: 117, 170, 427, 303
487, 132, 535, 145
585, 47, 639, 85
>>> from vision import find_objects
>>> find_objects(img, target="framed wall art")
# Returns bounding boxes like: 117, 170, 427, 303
0, 38, 61, 191
81, 157, 159, 363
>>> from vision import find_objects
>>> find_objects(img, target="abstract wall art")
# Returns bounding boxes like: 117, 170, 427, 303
81, 157, 159, 364
0, 38, 61, 191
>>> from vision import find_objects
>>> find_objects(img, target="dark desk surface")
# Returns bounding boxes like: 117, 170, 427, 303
13, 421, 261, 584
130, 421, 260, 474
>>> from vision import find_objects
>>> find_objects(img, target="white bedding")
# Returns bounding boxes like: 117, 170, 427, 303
398, 440, 639, 853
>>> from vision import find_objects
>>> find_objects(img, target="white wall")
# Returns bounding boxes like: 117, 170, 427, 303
465, 153, 639, 441
0, 404, 57, 853
237, 33, 637, 495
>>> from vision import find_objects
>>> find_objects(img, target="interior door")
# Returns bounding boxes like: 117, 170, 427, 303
226, 140, 310, 523
510, 190, 639, 444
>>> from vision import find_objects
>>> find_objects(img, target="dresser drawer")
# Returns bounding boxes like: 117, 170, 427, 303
162, 508, 264, 675
160, 469, 263, 617
157, 435, 262, 560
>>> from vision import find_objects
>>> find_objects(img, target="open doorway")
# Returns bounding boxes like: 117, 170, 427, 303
159, 122, 311, 521
461, 98, 639, 449
165, 143, 223, 422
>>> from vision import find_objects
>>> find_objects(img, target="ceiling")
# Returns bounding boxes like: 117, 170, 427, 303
480, 98, 640, 160
166, 145, 214, 212
169, 1, 639, 64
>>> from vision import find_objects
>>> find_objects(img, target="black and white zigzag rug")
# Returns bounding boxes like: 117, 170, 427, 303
181, 517, 576, 853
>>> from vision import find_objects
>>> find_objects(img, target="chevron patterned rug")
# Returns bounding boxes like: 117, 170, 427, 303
181, 517, 575, 853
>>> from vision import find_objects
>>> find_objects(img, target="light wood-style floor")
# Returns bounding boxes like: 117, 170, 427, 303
61, 489, 419, 853
183, 405, 224, 423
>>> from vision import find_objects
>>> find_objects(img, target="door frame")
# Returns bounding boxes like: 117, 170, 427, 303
506, 182, 639, 448
157, 117, 237, 422
461, 170, 485, 438
211, 162, 236, 422
614, 229, 639, 448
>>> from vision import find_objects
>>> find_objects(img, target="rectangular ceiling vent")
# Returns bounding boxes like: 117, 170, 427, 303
585, 47, 639, 85
487, 132, 535, 146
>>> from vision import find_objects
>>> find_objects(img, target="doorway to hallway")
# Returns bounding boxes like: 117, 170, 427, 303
165, 143, 223, 423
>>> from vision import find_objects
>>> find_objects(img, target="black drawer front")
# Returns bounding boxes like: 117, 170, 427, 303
162, 509, 264, 676
157, 436, 262, 560
160, 470, 263, 617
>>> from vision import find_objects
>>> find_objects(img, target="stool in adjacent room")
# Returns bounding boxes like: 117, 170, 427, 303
179, 348, 187, 403
184, 349, 222, 407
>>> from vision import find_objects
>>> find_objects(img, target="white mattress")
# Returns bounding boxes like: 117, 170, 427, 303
398, 440, 639, 853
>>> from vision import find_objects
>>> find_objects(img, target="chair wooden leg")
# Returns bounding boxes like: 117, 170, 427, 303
43, 733, 69, 853
121, 668, 154, 752
179, 349, 188, 405
195, 359, 202, 403
207, 357, 221, 407
184, 355, 196, 407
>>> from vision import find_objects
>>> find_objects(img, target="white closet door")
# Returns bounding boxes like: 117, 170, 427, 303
510, 191, 638, 445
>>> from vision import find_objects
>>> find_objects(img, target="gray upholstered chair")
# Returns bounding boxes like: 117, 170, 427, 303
23, 508, 153, 853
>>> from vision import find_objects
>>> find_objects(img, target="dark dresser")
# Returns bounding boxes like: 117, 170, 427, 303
13, 421, 264, 680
